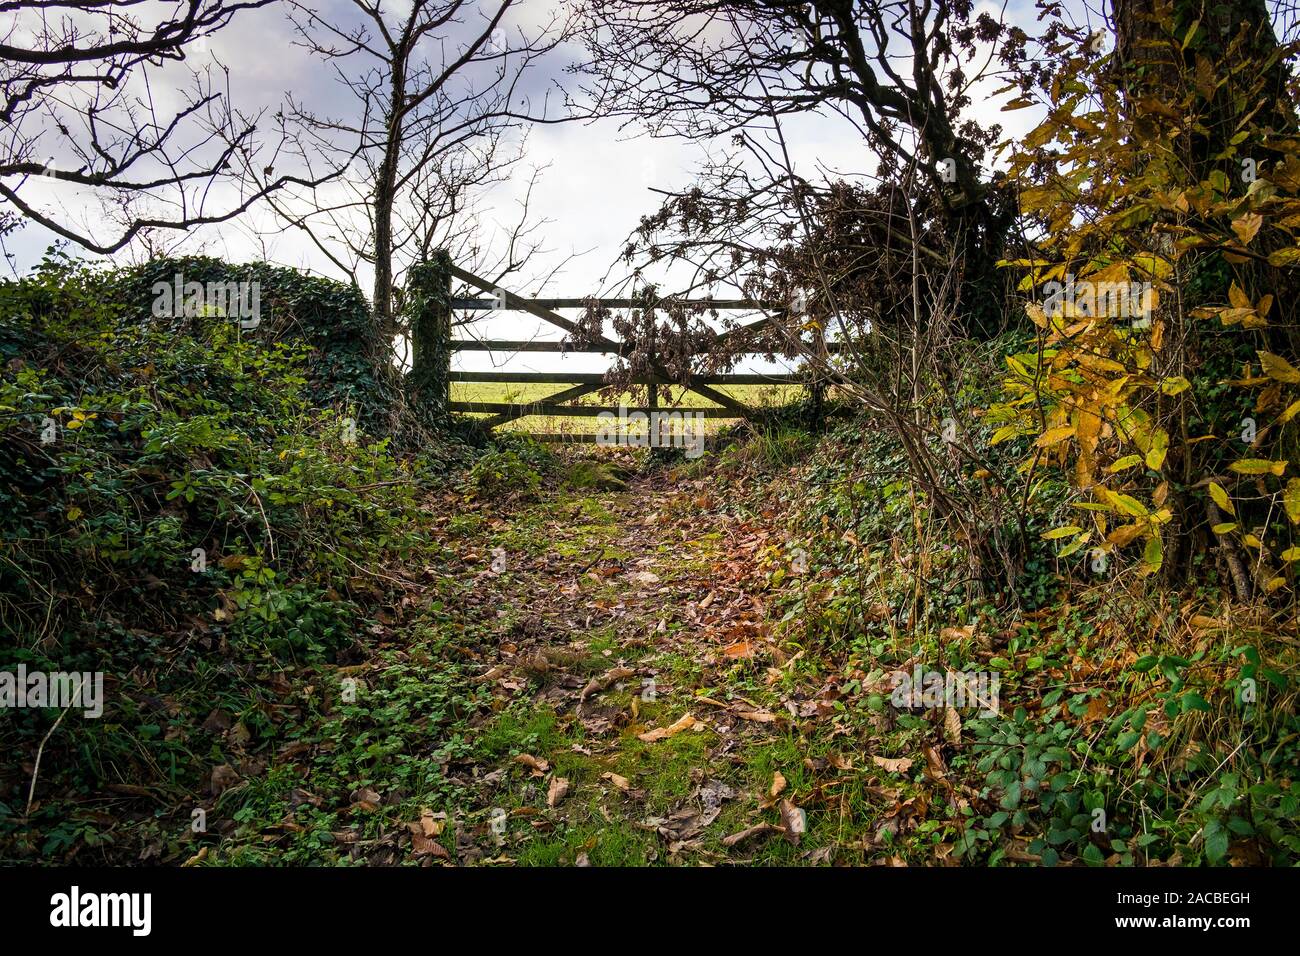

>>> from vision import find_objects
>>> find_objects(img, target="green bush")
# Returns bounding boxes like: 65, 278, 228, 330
0, 252, 453, 859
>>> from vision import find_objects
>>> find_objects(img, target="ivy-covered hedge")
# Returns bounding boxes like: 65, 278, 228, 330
108, 256, 401, 436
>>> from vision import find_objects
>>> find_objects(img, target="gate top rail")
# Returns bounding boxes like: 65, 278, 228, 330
451, 296, 780, 310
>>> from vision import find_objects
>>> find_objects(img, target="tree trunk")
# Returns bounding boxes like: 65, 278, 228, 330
405, 250, 452, 420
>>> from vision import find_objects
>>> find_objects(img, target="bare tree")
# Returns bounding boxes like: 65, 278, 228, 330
0, 0, 335, 256
575, 0, 1030, 332
271, 0, 576, 342
565, 1, 1041, 591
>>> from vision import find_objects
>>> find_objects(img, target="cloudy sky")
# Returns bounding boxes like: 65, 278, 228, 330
6, 0, 1103, 374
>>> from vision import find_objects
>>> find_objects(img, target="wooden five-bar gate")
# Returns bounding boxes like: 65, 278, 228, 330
412, 253, 826, 443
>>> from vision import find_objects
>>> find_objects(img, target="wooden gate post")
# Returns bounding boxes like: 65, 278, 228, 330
406, 250, 452, 418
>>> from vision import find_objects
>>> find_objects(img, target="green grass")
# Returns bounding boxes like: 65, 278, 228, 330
452, 382, 806, 435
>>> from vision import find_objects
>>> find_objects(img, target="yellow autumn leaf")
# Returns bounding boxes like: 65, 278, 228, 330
1145, 429, 1169, 470
1132, 253, 1172, 280
1109, 454, 1144, 472
1107, 523, 1146, 547
1209, 481, 1234, 515
1158, 376, 1191, 396
1259, 351, 1300, 384
1058, 535, 1089, 558
1211, 522, 1238, 534
1035, 425, 1076, 447
1113, 493, 1149, 518
1282, 547, 1300, 562
1285, 479, 1300, 524
1042, 525, 1083, 540
1230, 282, 1252, 310
1231, 212, 1263, 245
1229, 459, 1288, 476
1143, 535, 1163, 569
1268, 246, 1300, 268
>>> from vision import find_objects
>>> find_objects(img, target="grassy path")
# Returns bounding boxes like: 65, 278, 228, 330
196, 453, 924, 867
435, 459, 879, 865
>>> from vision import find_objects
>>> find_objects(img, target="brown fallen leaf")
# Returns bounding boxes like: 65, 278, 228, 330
514, 753, 550, 775
723, 640, 755, 659
944, 705, 962, 744
418, 809, 445, 837
779, 798, 806, 845
579, 666, 636, 702
210, 763, 240, 796
769, 771, 787, 800
1082, 695, 1110, 724
734, 709, 778, 723
721, 822, 780, 847
410, 832, 450, 859
759, 770, 788, 809
872, 755, 914, 774
547, 776, 570, 808
637, 713, 701, 742
601, 771, 631, 791
922, 745, 948, 780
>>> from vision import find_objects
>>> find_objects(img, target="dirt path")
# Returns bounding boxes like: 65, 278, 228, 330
437, 462, 880, 865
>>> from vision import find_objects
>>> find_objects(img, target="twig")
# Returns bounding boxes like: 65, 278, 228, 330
26, 676, 84, 817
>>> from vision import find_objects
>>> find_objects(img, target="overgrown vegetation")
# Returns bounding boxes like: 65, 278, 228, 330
0, 254, 475, 862
3, 0, 1300, 872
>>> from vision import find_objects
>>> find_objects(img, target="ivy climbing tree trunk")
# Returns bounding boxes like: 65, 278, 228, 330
1110, 0, 1295, 595
405, 251, 453, 424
